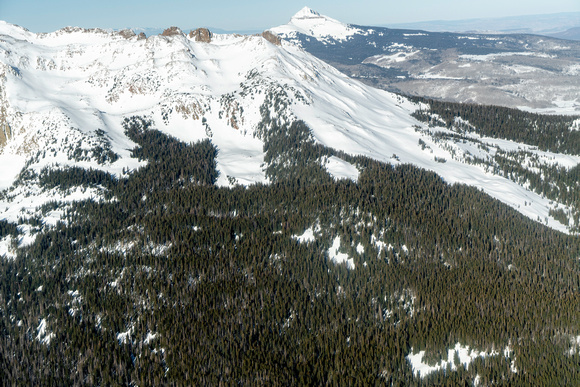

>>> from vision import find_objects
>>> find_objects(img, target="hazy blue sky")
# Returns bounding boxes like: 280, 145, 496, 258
1, 0, 579, 32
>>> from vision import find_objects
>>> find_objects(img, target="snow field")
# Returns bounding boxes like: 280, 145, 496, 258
407, 342, 516, 379
0, 15, 577, 241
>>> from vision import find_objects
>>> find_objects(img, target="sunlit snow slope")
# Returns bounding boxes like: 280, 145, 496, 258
0, 20, 576, 242
272, 8, 580, 114
271, 6, 365, 43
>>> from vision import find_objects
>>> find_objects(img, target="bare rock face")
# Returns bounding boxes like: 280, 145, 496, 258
261, 31, 281, 46
0, 83, 11, 148
189, 28, 212, 43
161, 27, 183, 37
137, 32, 147, 40
117, 29, 136, 39
0, 117, 11, 148
54, 26, 110, 36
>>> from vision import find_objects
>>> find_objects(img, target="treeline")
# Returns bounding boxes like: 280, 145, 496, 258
410, 97, 580, 230
0, 112, 578, 385
411, 97, 580, 154
0, 220, 18, 238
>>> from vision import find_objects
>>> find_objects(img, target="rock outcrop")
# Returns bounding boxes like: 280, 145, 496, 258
0, 115, 12, 148
161, 27, 183, 37
189, 28, 212, 43
117, 29, 136, 39
261, 31, 281, 46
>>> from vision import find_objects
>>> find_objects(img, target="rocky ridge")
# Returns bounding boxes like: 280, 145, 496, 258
0, 17, 578, 256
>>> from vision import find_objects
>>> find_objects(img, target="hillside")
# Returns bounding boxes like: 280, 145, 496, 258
272, 8, 580, 114
0, 16, 579, 385
0, 19, 579, 244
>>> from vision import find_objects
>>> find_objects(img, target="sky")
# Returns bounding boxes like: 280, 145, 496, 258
0, 0, 579, 33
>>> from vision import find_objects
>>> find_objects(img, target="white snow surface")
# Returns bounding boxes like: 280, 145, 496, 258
36, 318, 56, 345
324, 156, 359, 182
459, 51, 554, 61
143, 331, 158, 345
407, 343, 510, 378
293, 222, 320, 243
271, 7, 364, 44
365, 51, 420, 66
117, 325, 134, 345
293, 226, 317, 243
0, 19, 576, 236
328, 236, 355, 269
569, 335, 580, 355
0, 235, 16, 259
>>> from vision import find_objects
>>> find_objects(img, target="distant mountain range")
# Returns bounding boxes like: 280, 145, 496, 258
272, 8, 580, 114
386, 12, 580, 39
132, 12, 580, 41
550, 26, 580, 41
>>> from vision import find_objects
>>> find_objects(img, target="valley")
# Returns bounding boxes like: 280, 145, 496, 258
273, 7, 580, 114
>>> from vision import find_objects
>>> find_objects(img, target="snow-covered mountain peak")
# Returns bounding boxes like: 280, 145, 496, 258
272, 7, 363, 43
0, 21, 35, 42
0, 21, 142, 49
160, 26, 184, 37
292, 7, 323, 20
0, 19, 576, 239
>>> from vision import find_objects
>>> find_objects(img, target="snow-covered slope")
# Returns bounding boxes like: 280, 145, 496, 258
272, 9, 580, 114
271, 7, 364, 44
0, 18, 577, 249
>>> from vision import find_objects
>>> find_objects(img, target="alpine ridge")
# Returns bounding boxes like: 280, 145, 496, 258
0, 14, 578, 256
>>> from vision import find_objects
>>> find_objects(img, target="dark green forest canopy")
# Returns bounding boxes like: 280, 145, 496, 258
0, 116, 578, 385
411, 96, 580, 154
409, 97, 580, 232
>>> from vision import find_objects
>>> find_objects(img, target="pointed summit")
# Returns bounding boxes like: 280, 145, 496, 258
272, 7, 363, 43
292, 7, 322, 20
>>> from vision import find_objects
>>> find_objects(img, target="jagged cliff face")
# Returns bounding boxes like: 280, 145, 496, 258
0, 117, 10, 148
0, 113, 11, 148
189, 28, 212, 42
0, 21, 297, 189
0, 64, 14, 147
0, 95, 11, 148
261, 31, 281, 46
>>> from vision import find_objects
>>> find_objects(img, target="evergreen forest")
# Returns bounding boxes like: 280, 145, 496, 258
0, 109, 579, 386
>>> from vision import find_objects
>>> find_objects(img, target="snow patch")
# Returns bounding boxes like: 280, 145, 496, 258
407, 343, 515, 379
143, 331, 158, 345
459, 51, 553, 61
0, 236, 17, 260
327, 236, 354, 269
365, 51, 420, 66
293, 222, 320, 243
324, 156, 359, 182
569, 335, 580, 355
371, 234, 392, 258
117, 324, 134, 345
408, 343, 496, 378
36, 318, 56, 345
67, 289, 82, 316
